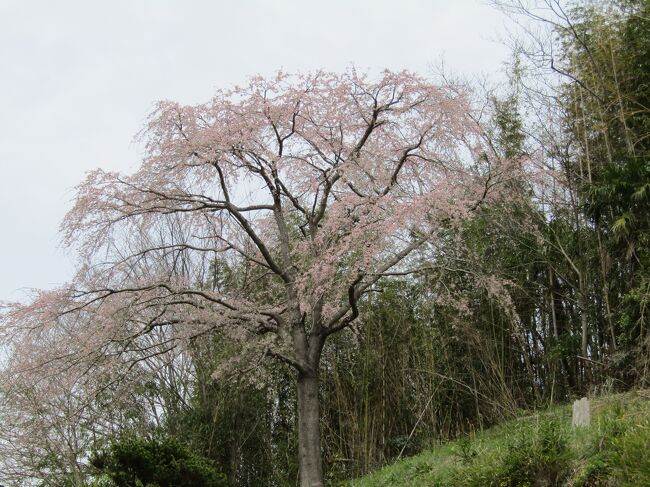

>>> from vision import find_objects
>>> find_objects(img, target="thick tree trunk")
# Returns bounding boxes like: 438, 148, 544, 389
297, 371, 324, 487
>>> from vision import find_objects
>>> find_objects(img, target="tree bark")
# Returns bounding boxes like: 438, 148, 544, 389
297, 370, 324, 487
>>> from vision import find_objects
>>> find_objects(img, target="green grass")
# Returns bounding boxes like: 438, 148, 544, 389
340, 390, 650, 487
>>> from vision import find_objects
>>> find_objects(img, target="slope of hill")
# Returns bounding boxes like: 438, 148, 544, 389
343, 391, 650, 487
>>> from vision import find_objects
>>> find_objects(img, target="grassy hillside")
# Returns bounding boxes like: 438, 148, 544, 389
342, 391, 650, 487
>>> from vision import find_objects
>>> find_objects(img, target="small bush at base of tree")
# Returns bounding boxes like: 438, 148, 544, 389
88, 434, 227, 487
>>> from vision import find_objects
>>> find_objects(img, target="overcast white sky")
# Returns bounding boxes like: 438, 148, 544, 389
0, 0, 511, 302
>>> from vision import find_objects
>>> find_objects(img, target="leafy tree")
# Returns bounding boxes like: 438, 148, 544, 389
1, 70, 513, 487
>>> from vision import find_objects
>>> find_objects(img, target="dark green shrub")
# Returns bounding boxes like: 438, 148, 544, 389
90, 434, 227, 487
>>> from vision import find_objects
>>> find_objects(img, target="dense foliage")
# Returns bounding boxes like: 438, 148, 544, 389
88, 435, 227, 487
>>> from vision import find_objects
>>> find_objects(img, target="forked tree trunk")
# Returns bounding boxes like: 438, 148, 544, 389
297, 370, 324, 487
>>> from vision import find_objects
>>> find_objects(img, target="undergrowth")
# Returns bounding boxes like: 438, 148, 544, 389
342, 391, 650, 487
